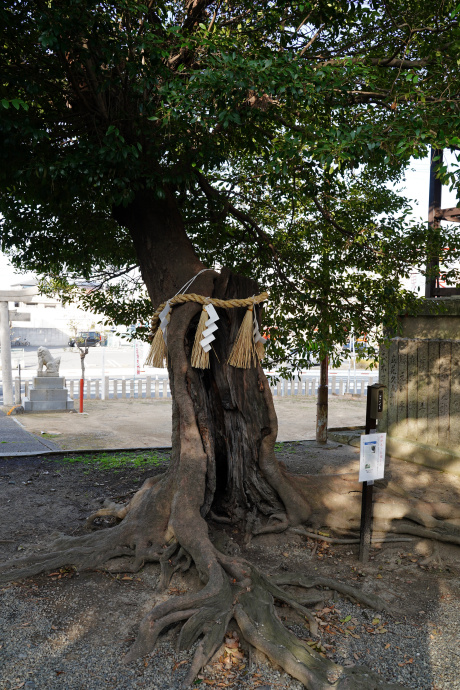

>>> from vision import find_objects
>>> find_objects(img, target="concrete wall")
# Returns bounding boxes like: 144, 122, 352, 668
398, 297, 460, 339
10, 327, 68, 347
380, 336, 460, 474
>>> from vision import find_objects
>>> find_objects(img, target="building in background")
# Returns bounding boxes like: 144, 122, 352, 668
8, 277, 103, 347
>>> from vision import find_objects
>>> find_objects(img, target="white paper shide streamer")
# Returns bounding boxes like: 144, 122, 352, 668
200, 304, 219, 352
253, 308, 267, 360
159, 301, 171, 344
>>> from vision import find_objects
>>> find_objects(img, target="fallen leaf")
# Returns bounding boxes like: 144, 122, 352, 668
231, 649, 244, 659
385, 643, 391, 650
372, 618, 380, 625
122, 576, 133, 581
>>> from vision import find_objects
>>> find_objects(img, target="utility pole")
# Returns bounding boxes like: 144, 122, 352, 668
424, 147, 460, 297
425, 148, 443, 298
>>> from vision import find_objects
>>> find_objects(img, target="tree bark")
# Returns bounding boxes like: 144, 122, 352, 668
113, 187, 294, 525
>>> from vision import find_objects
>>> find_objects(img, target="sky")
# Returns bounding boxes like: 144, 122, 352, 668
0, 154, 458, 291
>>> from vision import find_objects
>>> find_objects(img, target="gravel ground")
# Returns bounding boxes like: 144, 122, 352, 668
1, 444, 460, 689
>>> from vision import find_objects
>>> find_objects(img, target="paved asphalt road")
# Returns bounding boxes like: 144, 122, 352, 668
0, 410, 60, 455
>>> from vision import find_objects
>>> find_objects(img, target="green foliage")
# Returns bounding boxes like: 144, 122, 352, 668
1, 1, 460, 365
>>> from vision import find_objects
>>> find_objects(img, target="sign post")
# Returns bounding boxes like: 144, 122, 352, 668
359, 383, 386, 562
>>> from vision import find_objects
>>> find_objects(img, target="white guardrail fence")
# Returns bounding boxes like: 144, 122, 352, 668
14, 373, 379, 402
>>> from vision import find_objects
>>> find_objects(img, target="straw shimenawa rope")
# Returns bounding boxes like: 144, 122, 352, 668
145, 291, 268, 368
149, 291, 268, 335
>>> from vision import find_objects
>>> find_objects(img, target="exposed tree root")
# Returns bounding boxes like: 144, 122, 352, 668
0, 489, 407, 690
288, 527, 416, 545
234, 578, 403, 690
2, 455, 460, 689
270, 572, 396, 615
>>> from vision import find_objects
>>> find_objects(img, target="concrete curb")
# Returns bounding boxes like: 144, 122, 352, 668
0, 438, 318, 459
328, 426, 364, 447
0, 445, 174, 459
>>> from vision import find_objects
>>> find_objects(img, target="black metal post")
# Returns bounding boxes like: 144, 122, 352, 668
358, 385, 380, 563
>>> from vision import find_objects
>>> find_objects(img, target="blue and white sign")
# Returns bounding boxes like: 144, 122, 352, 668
359, 433, 386, 482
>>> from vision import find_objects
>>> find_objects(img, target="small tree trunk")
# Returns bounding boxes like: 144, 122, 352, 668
316, 356, 328, 444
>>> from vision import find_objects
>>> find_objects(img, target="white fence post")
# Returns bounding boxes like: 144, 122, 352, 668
330, 375, 336, 395
14, 377, 21, 404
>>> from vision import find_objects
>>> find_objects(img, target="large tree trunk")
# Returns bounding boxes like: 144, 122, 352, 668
114, 188, 310, 530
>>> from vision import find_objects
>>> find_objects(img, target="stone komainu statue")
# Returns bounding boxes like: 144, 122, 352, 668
37, 346, 61, 375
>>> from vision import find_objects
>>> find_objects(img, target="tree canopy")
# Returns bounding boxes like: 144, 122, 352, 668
1, 1, 460, 357
4, 4, 460, 688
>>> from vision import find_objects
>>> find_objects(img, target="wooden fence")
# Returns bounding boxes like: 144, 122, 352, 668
17, 374, 378, 401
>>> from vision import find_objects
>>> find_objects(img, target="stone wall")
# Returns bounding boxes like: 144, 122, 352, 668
380, 337, 460, 473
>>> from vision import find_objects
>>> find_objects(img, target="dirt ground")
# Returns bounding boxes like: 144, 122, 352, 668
2, 443, 460, 688
13, 396, 368, 450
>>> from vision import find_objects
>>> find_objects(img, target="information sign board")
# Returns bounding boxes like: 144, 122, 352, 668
359, 433, 386, 482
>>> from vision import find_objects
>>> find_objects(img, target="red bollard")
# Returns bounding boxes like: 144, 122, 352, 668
79, 378, 84, 413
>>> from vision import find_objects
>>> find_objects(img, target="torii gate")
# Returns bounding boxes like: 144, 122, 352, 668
0, 288, 37, 406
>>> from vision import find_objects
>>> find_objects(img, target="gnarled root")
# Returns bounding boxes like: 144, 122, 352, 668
0, 474, 170, 584
235, 574, 403, 690
122, 540, 403, 689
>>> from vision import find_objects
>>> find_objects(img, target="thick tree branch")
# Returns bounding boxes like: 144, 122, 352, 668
194, 171, 316, 291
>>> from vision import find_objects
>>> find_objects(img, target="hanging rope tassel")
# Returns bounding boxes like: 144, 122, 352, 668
228, 304, 257, 368
144, 327, 167, 368
191, 306, 210, 369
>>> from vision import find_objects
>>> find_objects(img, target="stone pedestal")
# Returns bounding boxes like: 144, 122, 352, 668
23, 376, 74, 412
380, 298, 460, 474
